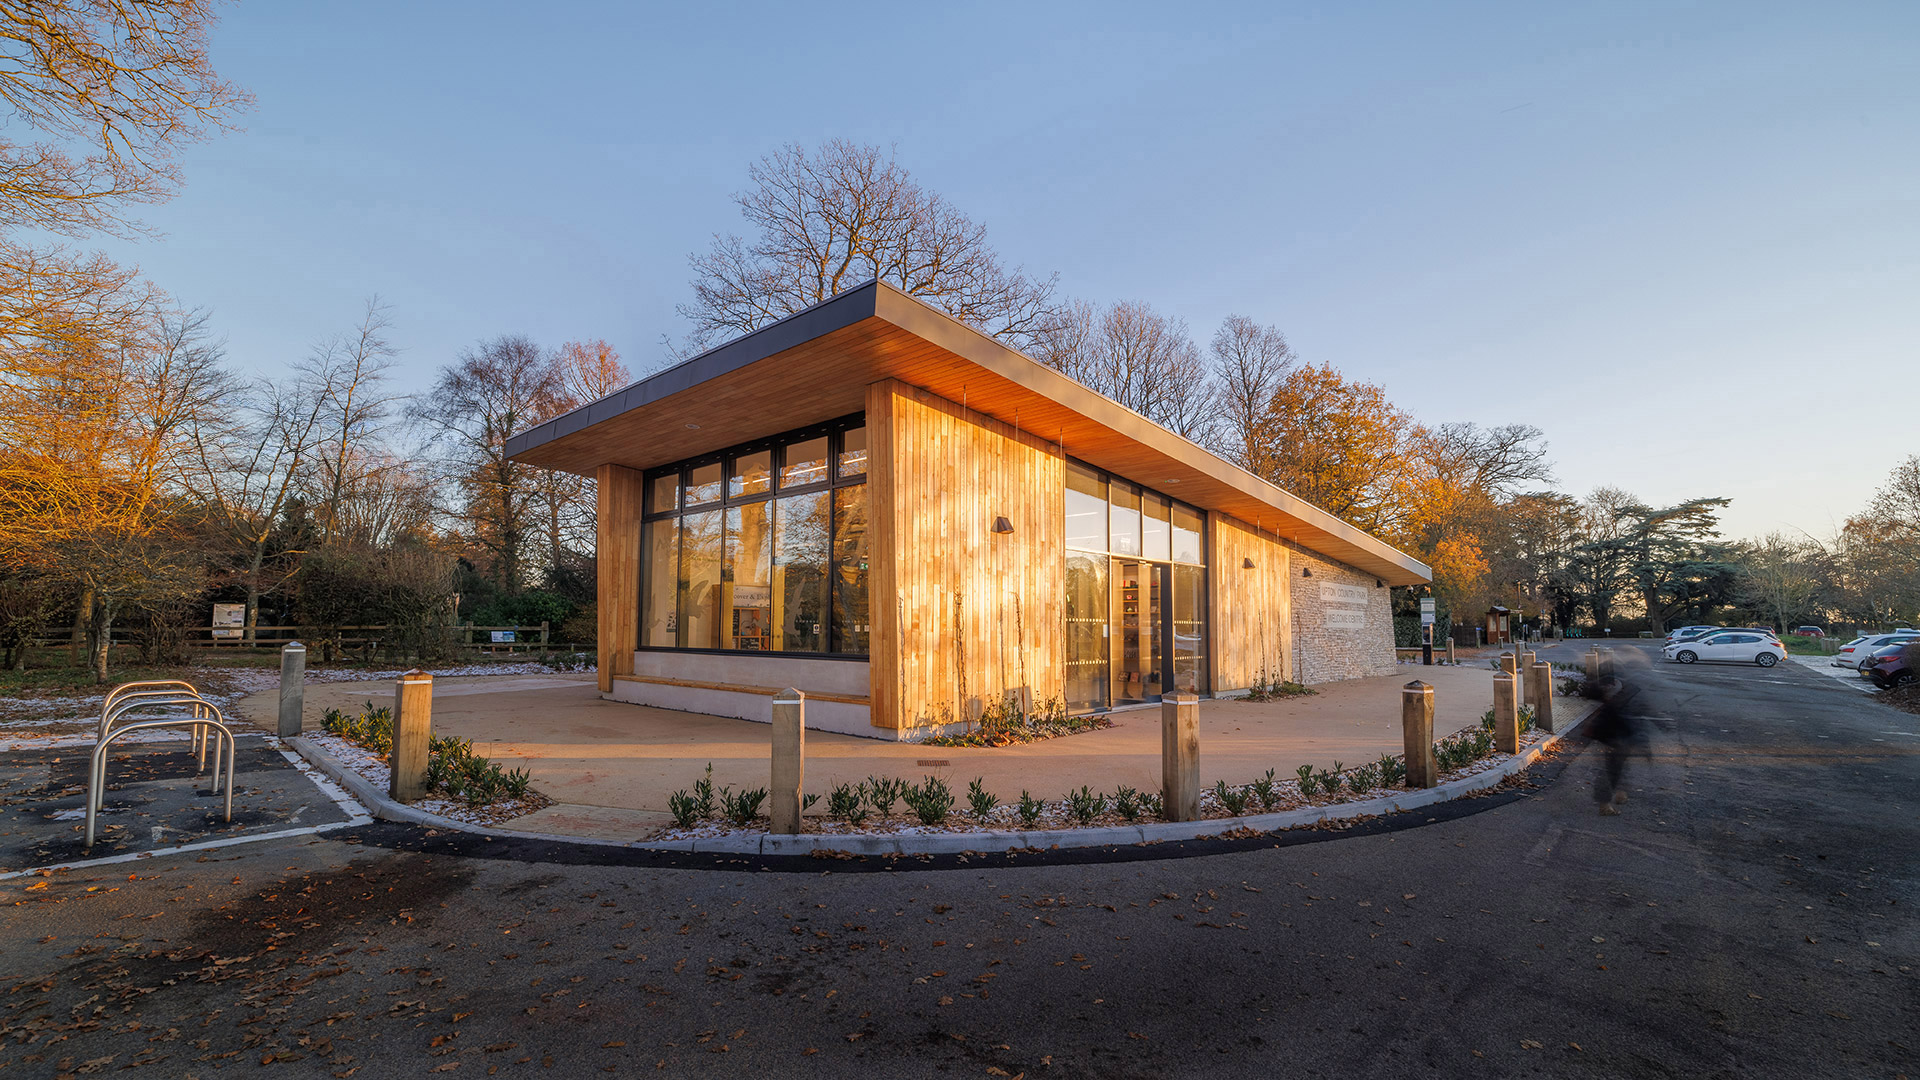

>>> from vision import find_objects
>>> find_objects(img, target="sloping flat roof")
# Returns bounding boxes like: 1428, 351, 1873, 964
506, 281, 1432, 586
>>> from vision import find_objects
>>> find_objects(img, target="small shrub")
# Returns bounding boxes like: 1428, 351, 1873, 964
828, 781, 868, 824
1016, 790, 1044, 828
904, 776, 955, 826
1378, 753, 1406, 788
1296, 763, 1317, 797
865, 775, 906, 818
1479, 708, 1498, 733
503, 767, 533, 798
720, 786, 768, 826
1250, 768, 1280, 812
966, 778, 996, 821
802, 793, 820, 813
1138, 791, 1164, 819
1213, 779, 1249, 816
1316, 768, 1341, 796
1066, 785, 1107, 825
1113, 785, 1141, 821
668, 791, 700, 828
694, 763, 716, 819
1350, 763, 1380, 791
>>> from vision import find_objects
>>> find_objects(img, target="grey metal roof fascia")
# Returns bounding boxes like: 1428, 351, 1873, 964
504, 282, 883, 459
870, 282, 1433, 583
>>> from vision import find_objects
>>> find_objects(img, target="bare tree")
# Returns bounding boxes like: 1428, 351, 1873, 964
678, 139, 1062, 355
412, 335, 565, 593
1033, 299, 1214, 439
186, 343, 325, 639
297, 297, 401, 545
1209, 315, 1295, 472
0, 0, 250, 240
533, 340, 631, 571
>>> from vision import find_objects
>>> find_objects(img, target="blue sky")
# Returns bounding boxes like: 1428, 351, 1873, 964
95, 1, 1917, 541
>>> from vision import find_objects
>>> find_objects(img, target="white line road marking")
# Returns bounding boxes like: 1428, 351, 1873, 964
0, 819, 369, 880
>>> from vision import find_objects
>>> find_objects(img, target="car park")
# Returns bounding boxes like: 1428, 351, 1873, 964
1863, 643, 1917, 689
1833, 633, 1920, 670
1663, 630, 1788, 668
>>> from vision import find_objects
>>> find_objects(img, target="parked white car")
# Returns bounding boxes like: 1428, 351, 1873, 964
1664, 631, 1787, 668
1833, 633, 1920, 670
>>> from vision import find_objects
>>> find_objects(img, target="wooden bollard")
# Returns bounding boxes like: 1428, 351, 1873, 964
1493, 671, 1520, 754
1529, 661, 1555, 733
1500, 652, 1518, 677
1161, 693, 1200, 822
1446, 638, 1456, 665
277, 641, 306, 738
1401, 681, 1437, 788
770, 688, 804, 834
390, 670, 433, 803
1518, 650, 1537, 706
1600, 648, 1616, 676
1585, 649, 1601, 680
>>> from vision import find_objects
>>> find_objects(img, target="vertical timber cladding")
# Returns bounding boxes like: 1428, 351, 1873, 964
1207, 512, 1293, 691
866, 378, 1066, 732
594, 463, 644, 694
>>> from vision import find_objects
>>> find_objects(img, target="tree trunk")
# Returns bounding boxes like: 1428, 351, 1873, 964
92, 604, 113, 684
69, 587, 92, 663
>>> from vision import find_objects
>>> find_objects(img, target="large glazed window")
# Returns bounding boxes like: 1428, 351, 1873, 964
831, 485, 870, 655
640, 414, 868, 657
1062, 460, 1207, 712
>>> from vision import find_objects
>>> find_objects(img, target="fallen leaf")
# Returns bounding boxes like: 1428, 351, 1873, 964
1520, 1039, 1542, 1050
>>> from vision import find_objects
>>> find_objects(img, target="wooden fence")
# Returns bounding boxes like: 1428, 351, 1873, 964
30, 623, 585, 658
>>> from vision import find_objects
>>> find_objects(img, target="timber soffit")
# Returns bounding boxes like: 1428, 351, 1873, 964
505, 281, 1433, 586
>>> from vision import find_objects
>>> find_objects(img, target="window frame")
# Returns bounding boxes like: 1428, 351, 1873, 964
638, 413, 869, 661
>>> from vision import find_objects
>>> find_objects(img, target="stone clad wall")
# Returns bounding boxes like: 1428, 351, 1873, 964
1286, 544, 1398, 684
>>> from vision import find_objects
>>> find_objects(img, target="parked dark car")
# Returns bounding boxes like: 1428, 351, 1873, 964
1863, 642, 1918, 689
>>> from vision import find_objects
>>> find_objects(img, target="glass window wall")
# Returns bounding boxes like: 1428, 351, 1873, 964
1062, 460, 1207, 712
641, 414, 867, 657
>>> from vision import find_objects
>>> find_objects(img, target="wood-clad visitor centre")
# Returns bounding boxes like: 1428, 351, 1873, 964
505, 282, 1432, 739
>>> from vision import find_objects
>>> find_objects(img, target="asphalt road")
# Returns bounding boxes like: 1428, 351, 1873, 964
2, 642, 1913, 1079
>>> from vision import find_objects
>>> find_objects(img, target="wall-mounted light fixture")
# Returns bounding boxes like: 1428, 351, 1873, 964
1302, 567, 1313, 578
1242, 557, 1256, 569
991, 516, 1014, 534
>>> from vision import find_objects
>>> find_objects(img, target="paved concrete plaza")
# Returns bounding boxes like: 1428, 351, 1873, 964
230, 654, 1532, 841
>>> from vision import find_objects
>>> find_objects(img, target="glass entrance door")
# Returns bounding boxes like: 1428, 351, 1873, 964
1111, 560, 1166, 705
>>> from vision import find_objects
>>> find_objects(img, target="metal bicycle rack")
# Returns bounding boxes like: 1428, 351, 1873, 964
86, 680, 236, 849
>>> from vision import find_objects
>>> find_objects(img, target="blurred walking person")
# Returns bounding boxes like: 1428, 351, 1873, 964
1591, 674, 1641, 815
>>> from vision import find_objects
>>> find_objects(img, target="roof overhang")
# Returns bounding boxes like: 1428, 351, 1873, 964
506, 281, 1432, 586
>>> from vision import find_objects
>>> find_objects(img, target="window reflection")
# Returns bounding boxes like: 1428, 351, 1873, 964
729, 451, 772, 498
679, 509, 723, 648
641, 416, 866, 656
725, 503, 773, 649
642, 519, 677, 646
832, 485, 869, 654
1065, 462, 1106, 552
781, 437, 829, 488
686, 462, 723, 506
648, 473, 678, 517
837, 426, 867, 478
1109, 482, 1141, 557
774, 491, 829, 652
